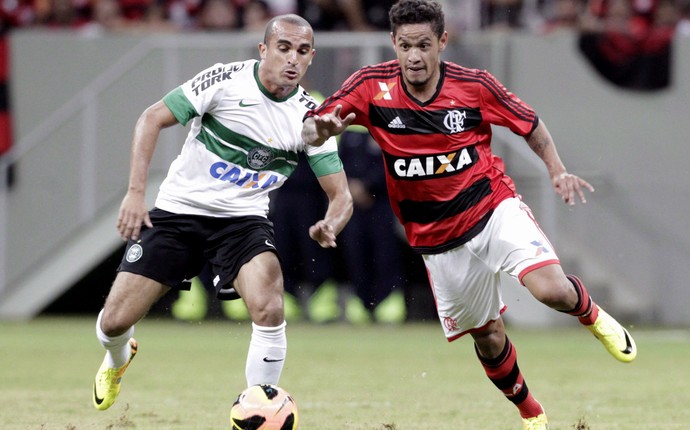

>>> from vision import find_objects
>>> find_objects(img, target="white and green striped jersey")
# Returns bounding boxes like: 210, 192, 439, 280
155, 59, 342, 218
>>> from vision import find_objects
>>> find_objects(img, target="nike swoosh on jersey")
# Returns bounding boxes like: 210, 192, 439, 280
239, 99, 260, 107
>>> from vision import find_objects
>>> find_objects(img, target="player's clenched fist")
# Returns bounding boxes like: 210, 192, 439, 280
309, 220, 337, 248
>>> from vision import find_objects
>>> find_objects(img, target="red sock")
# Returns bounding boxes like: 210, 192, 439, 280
476, 336, 544, 419
562, 274, 599, 325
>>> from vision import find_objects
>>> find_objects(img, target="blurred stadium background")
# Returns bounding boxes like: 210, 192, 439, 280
0, 24, 689, 327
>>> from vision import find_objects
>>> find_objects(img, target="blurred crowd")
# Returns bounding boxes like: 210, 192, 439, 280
0, 0, 686, 37
574, 0, 686, 89
0, 0, 275, 33
1, 0, 688, 89
1, 0, 688, 87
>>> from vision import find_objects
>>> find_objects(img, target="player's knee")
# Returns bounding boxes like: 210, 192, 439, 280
248, 294, 285, 326
99, 312, 132, 337
531, 278, 577, 309
472, 323, 506, 359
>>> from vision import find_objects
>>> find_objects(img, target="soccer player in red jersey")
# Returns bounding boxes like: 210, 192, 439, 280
303, 0, 637, 428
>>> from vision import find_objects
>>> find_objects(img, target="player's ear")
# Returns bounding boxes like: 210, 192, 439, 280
258, 42, 267, 60
439, 31, 449, 51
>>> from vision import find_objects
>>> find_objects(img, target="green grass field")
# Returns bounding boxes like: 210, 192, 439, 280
1, 317, 688, 429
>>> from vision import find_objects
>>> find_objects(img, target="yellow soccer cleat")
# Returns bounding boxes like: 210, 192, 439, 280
586, 306, 637, 363
92, 338, 138, 410
522, 413, 549, 430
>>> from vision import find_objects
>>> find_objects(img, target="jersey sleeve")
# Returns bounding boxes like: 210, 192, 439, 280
300, 86, 345, 176
306, 151, 344, 177
304, 136, 343, 176
163, 87, 198, 126
477, 70, 539, 136
163, 62, 228, 126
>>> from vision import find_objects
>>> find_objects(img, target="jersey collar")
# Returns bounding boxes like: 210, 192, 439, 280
400, 61, 446, 107
254, 62, 299, 102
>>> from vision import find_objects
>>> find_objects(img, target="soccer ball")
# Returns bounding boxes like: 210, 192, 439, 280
230, 384, 299, 430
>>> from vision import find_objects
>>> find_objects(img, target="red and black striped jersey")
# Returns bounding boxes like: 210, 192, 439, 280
306, 60, 539, 254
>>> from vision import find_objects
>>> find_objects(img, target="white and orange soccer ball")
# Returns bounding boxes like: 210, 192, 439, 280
230, 384, 299, 430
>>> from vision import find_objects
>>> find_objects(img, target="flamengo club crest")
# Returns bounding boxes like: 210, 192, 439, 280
443, 109, 467, 134
247, 147, 275, 170
443, 316, 458, 332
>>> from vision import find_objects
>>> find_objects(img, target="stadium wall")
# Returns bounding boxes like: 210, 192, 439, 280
0, 30, 688, 325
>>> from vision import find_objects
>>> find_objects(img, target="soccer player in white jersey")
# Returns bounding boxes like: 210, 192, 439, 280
92, 14, 353, 411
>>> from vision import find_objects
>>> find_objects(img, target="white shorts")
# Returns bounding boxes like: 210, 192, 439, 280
422, 197, 559, 341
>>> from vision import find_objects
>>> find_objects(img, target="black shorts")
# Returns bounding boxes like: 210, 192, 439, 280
118, 208, 279, 299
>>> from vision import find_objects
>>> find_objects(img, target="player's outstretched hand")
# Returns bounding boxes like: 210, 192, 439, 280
552, 172, 594, 206
117, 192, 153, 241
309, 220, 337, 248
311, 105, 356, 143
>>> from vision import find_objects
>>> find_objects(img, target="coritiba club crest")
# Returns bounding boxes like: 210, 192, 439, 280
247, 147, 275, 170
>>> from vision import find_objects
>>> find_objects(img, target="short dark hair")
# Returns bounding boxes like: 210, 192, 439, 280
389, 0, 445, 39
263, 14, 314, 45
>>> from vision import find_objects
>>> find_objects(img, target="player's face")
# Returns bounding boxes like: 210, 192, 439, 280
258, 21, 315, 98
392, 23, 448, 92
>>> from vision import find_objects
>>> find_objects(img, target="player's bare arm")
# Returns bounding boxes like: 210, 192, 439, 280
309, 170, 353, 248
302, 104, 356, 147
117, 101, 179, 241
526, 119, 594, 206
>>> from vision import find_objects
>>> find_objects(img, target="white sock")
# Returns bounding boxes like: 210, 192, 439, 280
245, 321, 287, 386
96, 308, 134, 368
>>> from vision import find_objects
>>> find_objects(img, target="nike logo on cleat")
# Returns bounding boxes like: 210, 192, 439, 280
262, 357, 284, 363
93, 384, 105, 405
621, 330, 634, 354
